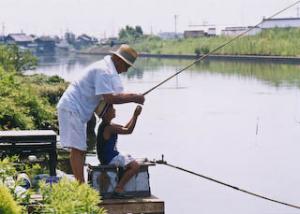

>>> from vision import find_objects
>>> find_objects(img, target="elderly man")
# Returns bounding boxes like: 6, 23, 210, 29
57, 45, 145, 183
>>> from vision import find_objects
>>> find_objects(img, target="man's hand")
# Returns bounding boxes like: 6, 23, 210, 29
134, 94, 145, 105
134, 105, 142, 116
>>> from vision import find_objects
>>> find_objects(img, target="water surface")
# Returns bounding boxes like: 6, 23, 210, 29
31, 54, 300, 214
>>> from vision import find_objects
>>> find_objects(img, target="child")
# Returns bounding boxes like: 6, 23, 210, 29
96, 104, 142, 198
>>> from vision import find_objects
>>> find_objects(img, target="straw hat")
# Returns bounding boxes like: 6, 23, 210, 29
111, 44, 138, 67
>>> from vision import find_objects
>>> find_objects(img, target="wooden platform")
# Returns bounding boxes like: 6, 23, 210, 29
101, 195, 164, 214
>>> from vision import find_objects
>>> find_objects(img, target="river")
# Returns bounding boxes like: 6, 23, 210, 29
29, 53, 300, 214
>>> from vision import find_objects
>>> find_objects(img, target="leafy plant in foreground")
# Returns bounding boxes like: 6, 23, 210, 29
0, 184, 22, 214
40, 177, 106, 214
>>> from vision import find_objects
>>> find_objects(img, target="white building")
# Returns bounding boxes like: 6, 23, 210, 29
207, 28, 216, 36
259, 17, 300, 29
221, 26, 261, 36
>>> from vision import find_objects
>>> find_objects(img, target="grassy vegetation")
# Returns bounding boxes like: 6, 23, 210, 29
0, 45, 68, 131
132, 28, 300, 56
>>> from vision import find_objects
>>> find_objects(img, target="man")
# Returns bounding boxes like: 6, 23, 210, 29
57, 44, 145, 183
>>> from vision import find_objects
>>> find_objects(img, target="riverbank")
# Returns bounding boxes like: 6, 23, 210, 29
78, 48, 300, 64
79, 28, 300, 64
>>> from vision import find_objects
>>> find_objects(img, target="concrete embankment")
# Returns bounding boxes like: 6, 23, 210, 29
78, 47, 300, 64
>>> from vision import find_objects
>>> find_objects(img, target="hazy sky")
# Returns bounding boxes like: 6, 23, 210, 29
0, 0, 298, 37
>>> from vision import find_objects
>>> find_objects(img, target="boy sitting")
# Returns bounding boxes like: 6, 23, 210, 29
96, 104, 142, 198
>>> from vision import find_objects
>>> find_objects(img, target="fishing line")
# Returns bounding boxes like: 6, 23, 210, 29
154, 155, 300, 210
294, 89, 300, 124
143, 1, 300, 96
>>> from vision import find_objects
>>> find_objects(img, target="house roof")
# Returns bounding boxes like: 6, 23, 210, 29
78, 34, 92, 41
35, 36, 55, 42
7, 33, 33, 42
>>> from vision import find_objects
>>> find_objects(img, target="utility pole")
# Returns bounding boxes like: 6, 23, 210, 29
174, 14, 178, 38
2, 22, 5, 36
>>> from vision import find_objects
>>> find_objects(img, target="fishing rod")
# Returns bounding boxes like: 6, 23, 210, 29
153, 155, 300, 210
142, 0, 300, 96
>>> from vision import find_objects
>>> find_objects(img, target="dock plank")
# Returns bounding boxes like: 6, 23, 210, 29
101, 195, 164, 214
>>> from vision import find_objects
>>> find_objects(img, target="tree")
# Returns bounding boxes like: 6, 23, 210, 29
135, 26, 143, 36
0, 45, 37, 72
118, 25, 144, 41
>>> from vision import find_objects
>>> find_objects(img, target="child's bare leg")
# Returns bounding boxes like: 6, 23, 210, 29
115, 161, 140, 192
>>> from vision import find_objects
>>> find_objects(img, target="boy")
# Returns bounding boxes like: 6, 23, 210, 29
97, 104, 142, 198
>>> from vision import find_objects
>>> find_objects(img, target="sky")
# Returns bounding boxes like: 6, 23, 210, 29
0, 0, 299, 38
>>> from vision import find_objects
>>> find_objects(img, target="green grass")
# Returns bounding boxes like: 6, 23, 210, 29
132, 28, 300, 56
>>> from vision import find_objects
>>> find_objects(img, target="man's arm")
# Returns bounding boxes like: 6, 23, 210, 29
103, 93, 145, 105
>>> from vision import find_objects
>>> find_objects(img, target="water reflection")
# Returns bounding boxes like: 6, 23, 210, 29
32, 54, 300, 89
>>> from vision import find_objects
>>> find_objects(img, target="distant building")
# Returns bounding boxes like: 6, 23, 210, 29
53, 36, 61, 43
56, 39, 70, 52
221, 26, 261, 36
5, 33, 34, 47
184, 30, 206, 38
75, 34, 97, 49
103, 37, 127, 47
158, 32, 176, 39
0, 35, 5, 44
157, 32, 184, 40
35, 36, 56, 53
207, 28, 217, 37
260, 17, 300, 29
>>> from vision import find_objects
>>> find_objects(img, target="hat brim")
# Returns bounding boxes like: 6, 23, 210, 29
110, 51, 135, 67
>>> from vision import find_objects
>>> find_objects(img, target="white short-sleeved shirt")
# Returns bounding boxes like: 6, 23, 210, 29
57, 55, 123, 122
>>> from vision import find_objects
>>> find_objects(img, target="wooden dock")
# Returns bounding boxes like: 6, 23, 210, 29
101, 195, 164, 214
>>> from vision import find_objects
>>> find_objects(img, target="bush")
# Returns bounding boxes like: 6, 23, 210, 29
0, 185, 22, 214
194, 47, 201, 56
0, 157, 33, 210
38, 84, 68, 105
40, 178, 106, 214
201, 46, 210, 54
0, 45, 37, 73
46, 75, 65, 84
0, 157, 17, 182
0, 68, 64, 131
0, 46, 65, 131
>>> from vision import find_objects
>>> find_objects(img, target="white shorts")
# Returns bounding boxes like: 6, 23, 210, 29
57, 108, 87, 151
109, 154, 135, 168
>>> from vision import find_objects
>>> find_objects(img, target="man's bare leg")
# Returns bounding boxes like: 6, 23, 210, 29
115, 161, 140, 192
70, 148, 85, 183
